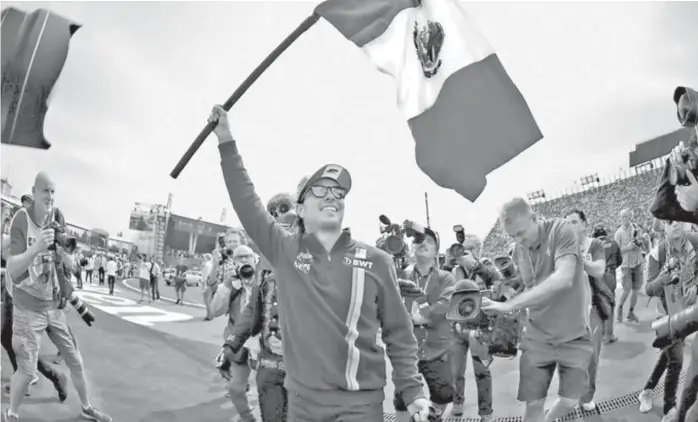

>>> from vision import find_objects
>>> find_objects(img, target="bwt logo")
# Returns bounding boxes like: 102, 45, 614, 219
343, 256, 374, 269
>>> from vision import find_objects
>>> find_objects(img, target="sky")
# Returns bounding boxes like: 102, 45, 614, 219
2, 1, 698, 249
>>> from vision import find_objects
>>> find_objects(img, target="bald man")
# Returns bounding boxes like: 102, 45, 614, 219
614, 209, 645, 324
211, 244, 258, 422
4, 172, 111, 422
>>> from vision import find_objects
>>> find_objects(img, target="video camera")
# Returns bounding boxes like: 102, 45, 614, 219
377, 215, 428, 256
48, 222, 77, 254
446, 257, 525, 358
651, 302, 698, 349
448, 224, 467, 258
668, 87, 698, 186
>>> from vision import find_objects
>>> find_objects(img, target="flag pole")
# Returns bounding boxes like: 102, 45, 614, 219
170, 13, 321, 179
424, 192, 431, 228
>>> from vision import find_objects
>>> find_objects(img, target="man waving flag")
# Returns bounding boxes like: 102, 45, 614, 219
315, 0, 543, 201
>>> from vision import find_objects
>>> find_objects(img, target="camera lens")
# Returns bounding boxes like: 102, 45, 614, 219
457, 297, 477, 318
238, 264, 255, 279
279, 203, 289, 214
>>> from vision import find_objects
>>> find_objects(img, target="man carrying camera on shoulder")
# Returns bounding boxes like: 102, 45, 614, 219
637, 220, 698, 422
448, 232, 496, 420
393, 227, 456, 422
209, 105, 431, 422
211, 242, 259, 422
482, 198, 593, 422
5, 172, 110, 422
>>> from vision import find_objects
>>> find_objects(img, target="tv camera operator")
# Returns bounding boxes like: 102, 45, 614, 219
220, 194, 298, 422
480, 197, 593, 422
4, 172, 108, 422
377, 216, 455, 422
445, 228, 499, 420
648, 86, 698, 422
209, 105, 431, 422
211, 239, 259, 422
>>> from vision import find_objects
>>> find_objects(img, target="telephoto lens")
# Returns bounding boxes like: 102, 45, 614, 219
651, 303, 698, 349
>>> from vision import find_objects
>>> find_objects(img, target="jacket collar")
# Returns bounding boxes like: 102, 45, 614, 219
301, 229, 355, 255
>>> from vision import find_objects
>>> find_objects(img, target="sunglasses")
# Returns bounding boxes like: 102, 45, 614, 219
305, 185, 347, 201
270, 203, 290, 218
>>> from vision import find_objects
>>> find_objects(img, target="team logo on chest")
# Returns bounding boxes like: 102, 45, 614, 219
294, 250, 312, 275
343, 256, 374, 270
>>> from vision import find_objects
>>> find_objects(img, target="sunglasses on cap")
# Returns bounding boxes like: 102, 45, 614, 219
269, 203, 291, 218
304, 185, 347, 201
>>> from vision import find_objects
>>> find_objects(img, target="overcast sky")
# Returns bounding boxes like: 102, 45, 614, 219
2, 1, 697, 247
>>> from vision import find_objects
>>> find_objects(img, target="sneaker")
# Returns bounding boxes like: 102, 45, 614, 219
604, 335, 618, 344
627, 312, 639, 323
638, 389, 653, 413
53, 372, 68, 402
617, 306, 623, 323
662, 407, 676, 422
30, 374, 39, 385
81, 405, 113, 422
4, 384, 31, 397
4, 409, 19, 422
451, 403, 464, 416
581, 401, 596, 412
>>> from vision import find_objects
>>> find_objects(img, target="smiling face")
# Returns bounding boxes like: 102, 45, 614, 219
297, 178, 346, 232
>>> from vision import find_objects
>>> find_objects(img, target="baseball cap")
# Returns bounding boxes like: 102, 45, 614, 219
20, 194, 32, 204
296, 164, 352, 203
423, 227, 440, 250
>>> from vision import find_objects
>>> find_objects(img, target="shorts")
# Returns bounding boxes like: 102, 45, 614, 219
621, 264, 644, 290
174, 279, 187, 293
139, 278, 150, 290
517, 334, 593, 402
12, 304, 83, 377
394, 352, 454, 411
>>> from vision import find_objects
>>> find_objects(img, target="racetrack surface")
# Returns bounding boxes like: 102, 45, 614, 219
0, 279, 690, 421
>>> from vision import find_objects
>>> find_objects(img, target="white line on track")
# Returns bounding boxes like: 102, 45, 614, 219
121, 278, 206, 309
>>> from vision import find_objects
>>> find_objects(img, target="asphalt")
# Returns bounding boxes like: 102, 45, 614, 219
0, 278, 692, 422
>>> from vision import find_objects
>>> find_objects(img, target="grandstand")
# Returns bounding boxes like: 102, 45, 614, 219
482, 127, 694, 258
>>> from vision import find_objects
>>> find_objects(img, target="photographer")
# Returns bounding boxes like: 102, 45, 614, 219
211, 244, 258, 422
220, 194, 297, 422
591, 225, 622, 344
482, 198, 593, 422
4, 172, 110, 422
448, 233, 496, 420
209, 105, 430, 422
637, 220, 698, 421
614, 209, 645, 324
393, 227, 456, 422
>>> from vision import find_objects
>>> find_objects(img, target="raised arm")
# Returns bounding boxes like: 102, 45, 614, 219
210, 106, 292, 267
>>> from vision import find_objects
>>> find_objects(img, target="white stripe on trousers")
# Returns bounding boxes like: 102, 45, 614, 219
344, 248, 366, 391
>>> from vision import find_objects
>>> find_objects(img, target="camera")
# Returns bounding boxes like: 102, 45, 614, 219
446, 279, 485, 323
493, 256, 517, 280
235, 264, 255, 280
48, 222, 77, 254
675, 86, 698, 128
449, 224, 466, 258
377, 215, 428, 256
651, 302, 698, 349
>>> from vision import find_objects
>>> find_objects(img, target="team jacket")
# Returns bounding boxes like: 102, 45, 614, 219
226, 270, 284, 364
219, 141, 424, 407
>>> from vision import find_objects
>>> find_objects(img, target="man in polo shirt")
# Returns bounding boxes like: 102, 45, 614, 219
482, 197, 593, 422
614, 209, 645, 323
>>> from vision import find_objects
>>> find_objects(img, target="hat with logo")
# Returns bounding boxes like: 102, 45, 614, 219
296, 164, 352, 203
